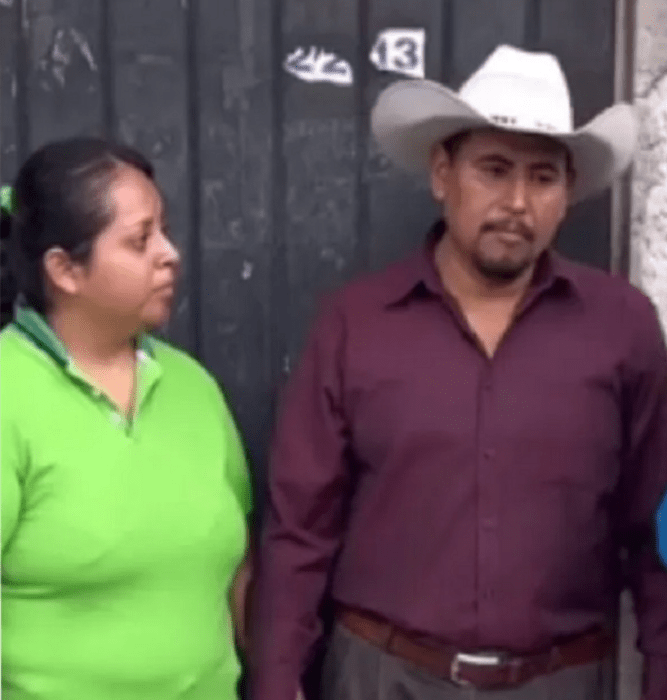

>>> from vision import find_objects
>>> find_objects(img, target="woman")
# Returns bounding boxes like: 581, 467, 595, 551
1, 138, 252, 700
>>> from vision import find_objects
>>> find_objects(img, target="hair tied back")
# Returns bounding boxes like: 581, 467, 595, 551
1, 185, 16, 217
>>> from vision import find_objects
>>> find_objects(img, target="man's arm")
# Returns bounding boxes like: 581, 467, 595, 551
619, 296, 667, 700
250, 297, 351, 700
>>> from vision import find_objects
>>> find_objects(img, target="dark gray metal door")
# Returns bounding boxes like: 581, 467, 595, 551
0, 0, 618, 487
0, 0, 629, 696
1, 0, 617, 495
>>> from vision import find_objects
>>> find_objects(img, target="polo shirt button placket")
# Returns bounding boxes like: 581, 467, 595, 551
111, 412, 123, 428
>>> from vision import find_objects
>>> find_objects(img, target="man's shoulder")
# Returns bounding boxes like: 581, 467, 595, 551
322, 254, 421, 316
558, 257, 658, 319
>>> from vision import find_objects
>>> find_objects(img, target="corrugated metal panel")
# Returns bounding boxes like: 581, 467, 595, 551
1, 0, 637, 696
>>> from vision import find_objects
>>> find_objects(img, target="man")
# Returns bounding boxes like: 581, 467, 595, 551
251, 45, 667, 700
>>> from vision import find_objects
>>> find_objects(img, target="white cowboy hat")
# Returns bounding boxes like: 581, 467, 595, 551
371, 45, 638, 203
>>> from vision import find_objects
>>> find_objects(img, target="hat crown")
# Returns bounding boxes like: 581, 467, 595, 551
458, 45, 574, 134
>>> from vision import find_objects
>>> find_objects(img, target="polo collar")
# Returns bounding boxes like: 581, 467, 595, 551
13, 305, 155, 369
12, 305, 161, 418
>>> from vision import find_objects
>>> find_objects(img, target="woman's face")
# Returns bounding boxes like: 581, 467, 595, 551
74, 166, 181, 332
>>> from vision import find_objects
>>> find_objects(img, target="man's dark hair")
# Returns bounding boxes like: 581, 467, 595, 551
6, 137, 154, 314
442, 130, 473, 160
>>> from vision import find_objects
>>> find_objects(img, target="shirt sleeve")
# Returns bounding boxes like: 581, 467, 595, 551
619, 296, 667, 700
250, 296, 350, 700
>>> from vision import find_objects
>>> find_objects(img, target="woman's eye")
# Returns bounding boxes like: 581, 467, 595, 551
131, 234, 150, 251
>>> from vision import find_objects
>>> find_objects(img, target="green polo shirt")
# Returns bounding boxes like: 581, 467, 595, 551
1, 307, 252, 700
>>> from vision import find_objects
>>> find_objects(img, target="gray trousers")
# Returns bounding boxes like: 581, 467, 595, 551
322, 625, 615, 700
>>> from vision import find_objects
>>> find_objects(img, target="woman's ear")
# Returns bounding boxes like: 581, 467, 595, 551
43, 247, 84, 298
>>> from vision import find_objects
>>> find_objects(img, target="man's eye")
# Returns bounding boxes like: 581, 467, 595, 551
485, 166, 506, 177
536, 173, 557, 184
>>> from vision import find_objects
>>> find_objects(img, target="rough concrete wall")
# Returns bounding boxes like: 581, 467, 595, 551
632, 0, 667, 332
620, 3, 667, 700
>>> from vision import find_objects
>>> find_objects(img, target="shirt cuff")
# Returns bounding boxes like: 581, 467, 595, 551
643, 655, 667, 700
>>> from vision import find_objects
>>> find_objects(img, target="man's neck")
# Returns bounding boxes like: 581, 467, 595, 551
434, 235, 535, 308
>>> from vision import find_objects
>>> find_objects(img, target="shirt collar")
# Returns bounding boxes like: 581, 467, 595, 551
385, 220, 582, 308
13, 304, 155, 368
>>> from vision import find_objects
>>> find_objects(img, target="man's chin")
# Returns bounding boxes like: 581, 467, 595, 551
475, 256, 533, 283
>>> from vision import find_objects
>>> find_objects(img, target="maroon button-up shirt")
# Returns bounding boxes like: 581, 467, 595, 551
252, 225, 667, 700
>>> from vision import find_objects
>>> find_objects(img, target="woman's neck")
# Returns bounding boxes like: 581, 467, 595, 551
47, 307, 137, 367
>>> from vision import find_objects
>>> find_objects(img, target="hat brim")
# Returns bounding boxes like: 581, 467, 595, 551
370, 79, 638, 203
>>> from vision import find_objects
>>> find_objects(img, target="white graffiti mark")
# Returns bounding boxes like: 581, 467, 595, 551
370, 28, 426, 79
284, 46, 353, 86
50, 27, 98, 86
0, 0, 15, 8
241, 261, 254, 280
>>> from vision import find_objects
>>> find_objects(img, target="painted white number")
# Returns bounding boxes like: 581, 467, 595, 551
369, 29, 426, 79
284, 46, 354, 86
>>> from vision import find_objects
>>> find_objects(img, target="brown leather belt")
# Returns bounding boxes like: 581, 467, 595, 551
338, 606, 614, 691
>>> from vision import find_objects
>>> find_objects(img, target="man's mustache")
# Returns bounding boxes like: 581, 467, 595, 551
482, 219, 535, 240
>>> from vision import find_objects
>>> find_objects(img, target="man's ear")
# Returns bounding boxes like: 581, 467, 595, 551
43, 247, 85, 298
430, 143, 451, 203
566, 168, 577, 200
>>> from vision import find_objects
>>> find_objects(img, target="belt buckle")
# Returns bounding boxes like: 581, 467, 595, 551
450, 651, 503, 687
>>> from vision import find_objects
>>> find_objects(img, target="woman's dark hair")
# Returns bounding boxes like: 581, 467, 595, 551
5, 137, 154, 315
1, 207, 16, 328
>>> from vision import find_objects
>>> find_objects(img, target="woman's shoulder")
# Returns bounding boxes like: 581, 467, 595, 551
148, 337, 222, 397
1, 323, 54, 382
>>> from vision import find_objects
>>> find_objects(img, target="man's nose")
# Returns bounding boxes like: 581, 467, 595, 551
505, 175, 528, 213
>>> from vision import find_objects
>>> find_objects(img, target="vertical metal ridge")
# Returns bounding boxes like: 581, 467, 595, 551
440, 0, 455, 84
185, 0, 202, 358
354, 0, 371, 271
16, 0, 30, 159
610, 0, 635, 278
524, 0, 541, 49
269, 0, 288, 400
100, 0, 115, 140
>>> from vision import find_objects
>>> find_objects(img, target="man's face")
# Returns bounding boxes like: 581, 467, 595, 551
431, 129, 572, 282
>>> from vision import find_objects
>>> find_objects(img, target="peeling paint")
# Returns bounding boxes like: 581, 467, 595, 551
137, 54, 173, 66
241, 261, 254, 280
38, 26, 98, 87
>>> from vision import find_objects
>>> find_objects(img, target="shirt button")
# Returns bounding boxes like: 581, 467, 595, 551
111, 413, 123, 426
481, 518, 496, 530
483, 448, 496, 460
